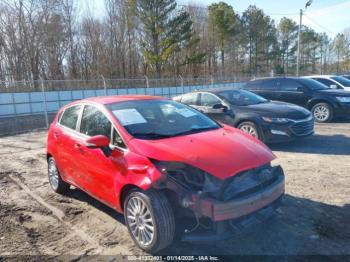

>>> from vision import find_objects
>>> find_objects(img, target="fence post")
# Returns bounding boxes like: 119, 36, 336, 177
100, 74, 107, 96
41, 79, 49, 129
144, 75, 149, 88
211, 75, 214, 87
179, 75, 184, 88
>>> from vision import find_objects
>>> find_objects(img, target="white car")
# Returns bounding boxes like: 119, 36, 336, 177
304, 75, 350, 91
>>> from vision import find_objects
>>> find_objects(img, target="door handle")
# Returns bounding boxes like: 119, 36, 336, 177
74, 143, 83, 150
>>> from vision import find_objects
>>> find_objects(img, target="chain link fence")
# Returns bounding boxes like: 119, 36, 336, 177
0, 75, 254, 136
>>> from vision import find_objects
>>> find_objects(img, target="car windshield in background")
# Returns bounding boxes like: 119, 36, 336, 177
298, 78, 330, 90
108, 100, 220, 139
217, 90, 268, 106
331, 76, 350, 86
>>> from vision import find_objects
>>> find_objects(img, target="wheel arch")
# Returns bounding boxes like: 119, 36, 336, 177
46, 153, 53, 160
119, 184, 142, 212
235, 118, 265, 141
307, 98, 335, 110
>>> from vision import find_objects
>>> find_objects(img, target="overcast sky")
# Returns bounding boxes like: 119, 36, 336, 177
78, 0, 350, 38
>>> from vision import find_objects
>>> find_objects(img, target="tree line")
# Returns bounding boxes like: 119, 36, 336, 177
0, 0, 349, 83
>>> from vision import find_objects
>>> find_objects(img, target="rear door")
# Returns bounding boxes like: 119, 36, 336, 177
55, 104, 83, 185
246, 78, 279, 100
259, 79, 280, 100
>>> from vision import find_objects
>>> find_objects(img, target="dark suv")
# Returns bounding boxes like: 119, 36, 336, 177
244, 77, 350, 122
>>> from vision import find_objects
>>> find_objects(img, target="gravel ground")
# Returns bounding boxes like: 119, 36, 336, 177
0, 123, 350, 260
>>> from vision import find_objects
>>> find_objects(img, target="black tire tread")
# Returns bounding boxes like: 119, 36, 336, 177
48, 157, 70, 194
125, 189, 175, 253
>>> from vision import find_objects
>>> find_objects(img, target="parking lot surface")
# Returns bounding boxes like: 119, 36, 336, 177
0, 123, 350, 258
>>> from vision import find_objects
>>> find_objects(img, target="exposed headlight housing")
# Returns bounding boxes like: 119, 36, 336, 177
151, 160, 209, 190
262, 117, 290, 123
336, 97, 350, 103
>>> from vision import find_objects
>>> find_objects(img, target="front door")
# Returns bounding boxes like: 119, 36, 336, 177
277, 79, 308, 106
197, 92, 229, 123
76, 104, 127, 207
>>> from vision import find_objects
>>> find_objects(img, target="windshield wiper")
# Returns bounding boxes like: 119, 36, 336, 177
132, 132, 172, 139
173, 126, 219, 137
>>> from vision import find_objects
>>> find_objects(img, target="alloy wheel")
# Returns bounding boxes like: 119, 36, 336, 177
126, 196, 155, 247
240, 124, 258, 138
48, 160, 59, 190
313, 105, 330, 122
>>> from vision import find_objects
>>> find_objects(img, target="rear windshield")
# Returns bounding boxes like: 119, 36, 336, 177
298, 78, 329, 90
331, 76, 350, 86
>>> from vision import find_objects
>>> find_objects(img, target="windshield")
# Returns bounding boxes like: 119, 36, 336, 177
107, 99, 220, 139
331, 76, 350, 87
298, 78, 329, 90
217, 89, 268, 106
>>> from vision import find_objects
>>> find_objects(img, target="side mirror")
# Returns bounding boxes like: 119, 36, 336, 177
212, 103, 228, 113
297, 86, 307, 93
330, 84, 340, 89
85, 135, 110, 148
85, 135, 112, 157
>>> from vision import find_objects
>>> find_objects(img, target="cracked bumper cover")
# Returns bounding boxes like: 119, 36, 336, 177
189, 168, 285, 221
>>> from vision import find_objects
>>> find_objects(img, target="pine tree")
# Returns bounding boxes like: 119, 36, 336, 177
137, 0, 197, 77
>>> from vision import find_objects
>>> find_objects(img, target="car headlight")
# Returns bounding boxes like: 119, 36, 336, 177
336, 97, 350, 103
262, 117, 290, 123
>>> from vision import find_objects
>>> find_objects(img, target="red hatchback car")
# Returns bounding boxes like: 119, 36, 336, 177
47, 95, 285, 252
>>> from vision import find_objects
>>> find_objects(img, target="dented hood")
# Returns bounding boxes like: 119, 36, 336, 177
128, 126, 275, 180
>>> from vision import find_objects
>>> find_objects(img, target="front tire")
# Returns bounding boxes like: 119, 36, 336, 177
47, 157, 70, 194
238, 121, 261, 140
124, 189, 175, 253
312, 103, 333, 123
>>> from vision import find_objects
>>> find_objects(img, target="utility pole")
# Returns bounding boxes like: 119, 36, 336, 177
297, 9, 303, 77
296, 0, 313, 77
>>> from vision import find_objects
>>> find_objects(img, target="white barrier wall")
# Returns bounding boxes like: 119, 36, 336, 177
0, 83, 244, 117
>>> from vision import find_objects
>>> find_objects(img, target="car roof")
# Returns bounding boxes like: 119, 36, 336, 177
81, 95, 164, 105
303, 75, 335, 78
173, 87, 243, 97
249, 76, 300, 81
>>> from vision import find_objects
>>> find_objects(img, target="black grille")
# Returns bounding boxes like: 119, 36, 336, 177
203, 165, 283, 201
291, 119, 314, 136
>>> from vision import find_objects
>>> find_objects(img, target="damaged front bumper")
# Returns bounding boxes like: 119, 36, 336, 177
181, 196, 282, 242
179, 165, 285, 242
190, 167, 284, 221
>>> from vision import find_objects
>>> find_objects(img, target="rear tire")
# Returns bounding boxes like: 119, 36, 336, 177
47, 157, 70, 194
238, 121, 261, 140
124, 189, 175, 253
312, 103, 333, 123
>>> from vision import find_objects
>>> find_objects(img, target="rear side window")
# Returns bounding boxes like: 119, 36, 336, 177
181, 93, 199, 105
279, 79, 299, 91
261, 79, 277, 90
80, 105, 111, 138
60, 105, 81, 130
245, 80, 262, 90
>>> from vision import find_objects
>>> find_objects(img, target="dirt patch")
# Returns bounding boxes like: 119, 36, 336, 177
0, 125, 349, 257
